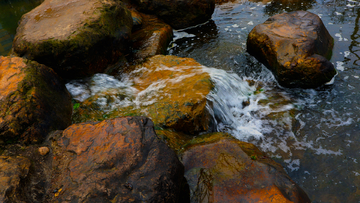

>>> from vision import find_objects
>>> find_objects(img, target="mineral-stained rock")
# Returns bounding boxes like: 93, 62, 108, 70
73, 55, 214, 135
131, 13, 173, 61
45, 117, 187, 203
131, 0, 215, 29
247, 10, 336, 88
181, 133, 311, 203
0, 56, 72, 144
0, 156, 31, 202
12, 0, 133, 79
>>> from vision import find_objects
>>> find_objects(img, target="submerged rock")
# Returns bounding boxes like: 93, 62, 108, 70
180, 133, 311, 203
45, 117, 187, 202
131, 0, 215, 29
12, 0, 133, 79
73, 55, 214, 135
0, 56, 72, 144
0, 156, 31, 202
247, 10, 336, 88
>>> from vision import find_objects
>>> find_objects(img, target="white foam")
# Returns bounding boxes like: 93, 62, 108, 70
336, 61, 345, 71
284, 159, 300, 172
344, 51, 351, 57
173, 31, 196, 41
335, 33, 343, 41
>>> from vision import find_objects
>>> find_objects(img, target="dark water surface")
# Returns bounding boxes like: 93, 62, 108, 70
169, 0, 360, 202
1, 0, 360, 202
0, 0, 42, 55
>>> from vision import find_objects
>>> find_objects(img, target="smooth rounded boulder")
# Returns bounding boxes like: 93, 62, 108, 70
12, 0, 133, 79
0, 56, 72, 144
131, 0, 215, 29
247, 10, 336, 88
45, 117, 187, 202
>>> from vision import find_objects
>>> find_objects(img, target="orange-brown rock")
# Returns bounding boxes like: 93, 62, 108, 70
74, 55, 214, 134
12, 0, 133, 79
0, 56, 72, 144
45, 117, 188, 202
0, 156, 31, 202
131, 0, 215, 29
131, 13, 173, 61
247, 10, 336, 88
181, 133, 311, 203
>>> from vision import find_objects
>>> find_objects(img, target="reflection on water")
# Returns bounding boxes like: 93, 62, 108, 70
169, 0, 360, 202
0, 0, 42, 56
350, 7, 360, 65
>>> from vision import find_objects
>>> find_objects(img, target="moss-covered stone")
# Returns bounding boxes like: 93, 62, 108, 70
73, 55, 214, 135
0, 56, 72, 144
180, 135, 311, 202
12, 0, 133, 79
0, 156, 31, 202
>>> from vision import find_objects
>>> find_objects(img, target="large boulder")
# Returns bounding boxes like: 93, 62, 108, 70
0, 156, 31, 202
180, 133, 311, 203
247, 10, 336, 88
131, 0, 215, 30
44, 117, 187, 202
72, 55, 214, 135
0, 56, 72, 144
12, 0, 133, 79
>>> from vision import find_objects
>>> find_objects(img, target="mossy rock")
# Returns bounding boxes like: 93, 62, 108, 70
180, 133, 311, 202
0, 56, 72, 144
73, 55, 214, 135
12, 0, 133, 79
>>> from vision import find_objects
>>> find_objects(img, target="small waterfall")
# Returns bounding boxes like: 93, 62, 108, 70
203, 67, 294, 140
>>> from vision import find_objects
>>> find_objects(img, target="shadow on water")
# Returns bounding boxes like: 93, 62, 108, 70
0, 0, 42, 56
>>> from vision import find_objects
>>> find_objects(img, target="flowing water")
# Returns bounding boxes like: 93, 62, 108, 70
168, 0, 360, 202
2, 0, 360, 202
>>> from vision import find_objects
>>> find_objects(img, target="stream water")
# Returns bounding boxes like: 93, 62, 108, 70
168, 0, 360, 202
1, 0, 360, 202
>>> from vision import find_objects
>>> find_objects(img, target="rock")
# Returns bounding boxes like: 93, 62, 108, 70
247, 10, 336, 88
0, 156, 31, 202
131, 13, 173, 61
12, 0, 133, 79
38, 147, 49, 156
129, 8, 143, 27
181, 133, 311, 203
0, 56, 72, 144
73, 55, 214, 135
45, 117, 187, 202
131, 0, 215, 30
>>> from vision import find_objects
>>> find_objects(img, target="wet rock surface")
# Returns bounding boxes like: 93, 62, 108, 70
0, 156, 31, 203
180, 133, 311, 203
12, 0, 133, 79
131, 13, 173, 61
131, 0, 215, 29
0, 56, 72, 144
44, 117, 187, 202
247, 10, 336, 88
73, 55, 214, 135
